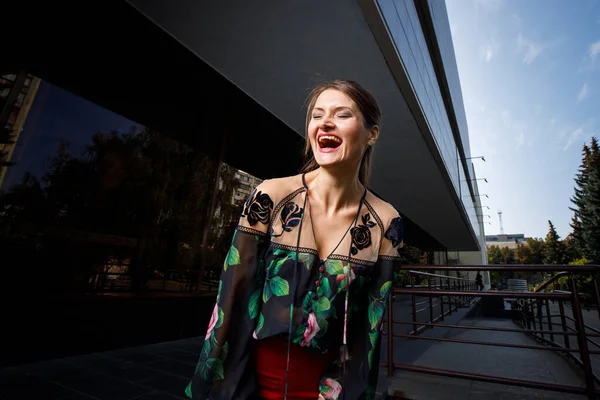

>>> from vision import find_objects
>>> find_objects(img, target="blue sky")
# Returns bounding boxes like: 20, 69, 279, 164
446, 0, 600, 240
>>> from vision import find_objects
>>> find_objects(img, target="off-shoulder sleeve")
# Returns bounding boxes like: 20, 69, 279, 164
186, 182, 274, 400
318, 213, 403, 400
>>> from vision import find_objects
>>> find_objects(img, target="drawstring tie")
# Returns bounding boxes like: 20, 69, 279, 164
283, 176, 366, 400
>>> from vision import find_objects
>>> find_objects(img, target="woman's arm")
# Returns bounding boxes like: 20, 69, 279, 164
186, 182, 275, 400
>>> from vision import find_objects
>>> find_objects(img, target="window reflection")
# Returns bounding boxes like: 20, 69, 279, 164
0, 73, 259, 295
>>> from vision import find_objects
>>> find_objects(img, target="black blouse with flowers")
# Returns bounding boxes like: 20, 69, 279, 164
186, 174, 404, 400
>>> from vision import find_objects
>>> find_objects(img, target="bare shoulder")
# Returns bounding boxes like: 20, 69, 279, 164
365, 191, 401, 226
253, 174, 304, 205
366, 191, 404, 250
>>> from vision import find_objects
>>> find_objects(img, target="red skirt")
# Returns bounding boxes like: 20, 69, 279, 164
253, 336, 336, 400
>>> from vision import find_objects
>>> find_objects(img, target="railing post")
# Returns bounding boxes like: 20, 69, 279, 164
568, 276, 596, 400
536, 300, 544, 339
529, 300, 536, 330
428, 278, 434, 326
558, 300, 571, 349
594, 277, 600, 322
453, 281, 458, 311
447, 277, 452, 315
440, 277, 445, 321
387, 291, 394, 377
544, 299, 554, 343
411, 291, 418, 335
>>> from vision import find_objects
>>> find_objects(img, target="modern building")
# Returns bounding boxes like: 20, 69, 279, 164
3, 0, 485, 255
1, 0, 489, 363
232, 170, 262, 206
485, 233, 529, 250
0, 72, 41, 189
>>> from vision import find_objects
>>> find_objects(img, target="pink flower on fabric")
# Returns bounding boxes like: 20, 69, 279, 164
301, 312, 321, 346
205, 304, 219, 340
322, 378, 342, 399
335, 266, 356, 285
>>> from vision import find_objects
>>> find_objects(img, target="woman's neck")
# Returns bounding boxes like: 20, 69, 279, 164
305, 167, 364, 217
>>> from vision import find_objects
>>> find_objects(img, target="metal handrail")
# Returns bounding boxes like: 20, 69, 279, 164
384, 264, 600, 399
407, 270, 474, 281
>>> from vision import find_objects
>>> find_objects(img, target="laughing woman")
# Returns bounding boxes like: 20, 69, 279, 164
186, 80, 404, 400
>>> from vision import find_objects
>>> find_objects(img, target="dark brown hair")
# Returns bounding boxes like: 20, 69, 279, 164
301, 79, 381, 187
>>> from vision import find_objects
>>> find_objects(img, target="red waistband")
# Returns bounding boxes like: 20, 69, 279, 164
253, 337, 336, 400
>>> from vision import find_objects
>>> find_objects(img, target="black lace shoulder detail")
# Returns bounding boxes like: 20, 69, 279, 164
350, 213, 376, 255
242, 189, 274, 226
384, 216, 404, 248
271, 201, 304, 238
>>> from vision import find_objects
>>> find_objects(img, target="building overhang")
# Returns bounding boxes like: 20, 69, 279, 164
2, 0, 479, 251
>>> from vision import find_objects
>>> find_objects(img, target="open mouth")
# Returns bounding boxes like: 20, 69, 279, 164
318, 135, 342, 150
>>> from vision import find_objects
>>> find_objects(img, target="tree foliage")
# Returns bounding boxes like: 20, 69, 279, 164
0, 127, 243, 292
570, 137, 600, 263
543, 220, 565, 264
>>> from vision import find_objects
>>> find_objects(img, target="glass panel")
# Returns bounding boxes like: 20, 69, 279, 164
0, 78, 259, 294
377, 0, 479, 238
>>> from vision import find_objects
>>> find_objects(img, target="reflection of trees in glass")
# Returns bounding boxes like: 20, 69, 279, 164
0, 126, 244, 292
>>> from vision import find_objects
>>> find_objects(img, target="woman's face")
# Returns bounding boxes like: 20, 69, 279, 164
308, 89, 378, 170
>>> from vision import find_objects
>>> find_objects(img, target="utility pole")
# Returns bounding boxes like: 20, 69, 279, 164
498, 210, 504, 235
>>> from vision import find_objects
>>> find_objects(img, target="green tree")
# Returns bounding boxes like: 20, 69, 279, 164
487, 245, 502, 264
570, 144, 592, 255
526, 238, 545, 264
500, 246, 515, 264
0, 127, 238, 292
543, 220, 565, 264
397, 244, 422, 265
563, 233, 581, 263
515, 242, 532, 264
570, 137, 600, 264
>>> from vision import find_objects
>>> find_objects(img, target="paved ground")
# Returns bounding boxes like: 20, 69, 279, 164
388, 318, 590, 399
0, 295, 460, 400
0, 337, 202, 400
3, 295, 585, 400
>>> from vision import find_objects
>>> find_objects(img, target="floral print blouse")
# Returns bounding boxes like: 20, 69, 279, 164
186, 174, 403, 400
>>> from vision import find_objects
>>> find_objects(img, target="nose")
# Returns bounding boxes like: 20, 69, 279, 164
319, 118, 334, 131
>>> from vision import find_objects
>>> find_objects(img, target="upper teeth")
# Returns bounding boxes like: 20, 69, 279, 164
319, 135, 341, 143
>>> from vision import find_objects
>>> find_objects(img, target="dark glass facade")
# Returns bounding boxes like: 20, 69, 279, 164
0, 74, 261, 365
376, 0, 481, 240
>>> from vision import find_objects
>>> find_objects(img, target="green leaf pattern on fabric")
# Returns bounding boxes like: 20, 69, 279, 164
248, 289, 261, 319
380, 281, 392, 298
254, 313, 265, 337
269, 276, 289, 296
317, 277, 331, 297
325, 259, 344, 275
223, 245, 240, 272
368, 300, 384, 330
299, 252, 315, 270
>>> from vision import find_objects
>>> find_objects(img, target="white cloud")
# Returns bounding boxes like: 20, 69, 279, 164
474, 0, 503, 11
517, 34, 545, 65
485, 46, 494, 62
481, 38, 500, 63
516, 34, 565, 66
578, 40, 600, 72
590, 41, 600, 59
577, 83, 590, 103
515, 130, 525, 148
559, 119, 597, 151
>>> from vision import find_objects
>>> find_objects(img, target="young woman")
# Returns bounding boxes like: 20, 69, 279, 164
186, 80, 404, 400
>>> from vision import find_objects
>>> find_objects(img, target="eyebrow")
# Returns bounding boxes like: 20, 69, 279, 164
312, 106, 354, 113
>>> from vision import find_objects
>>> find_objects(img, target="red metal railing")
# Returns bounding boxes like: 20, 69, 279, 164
383, 264, 600, 400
